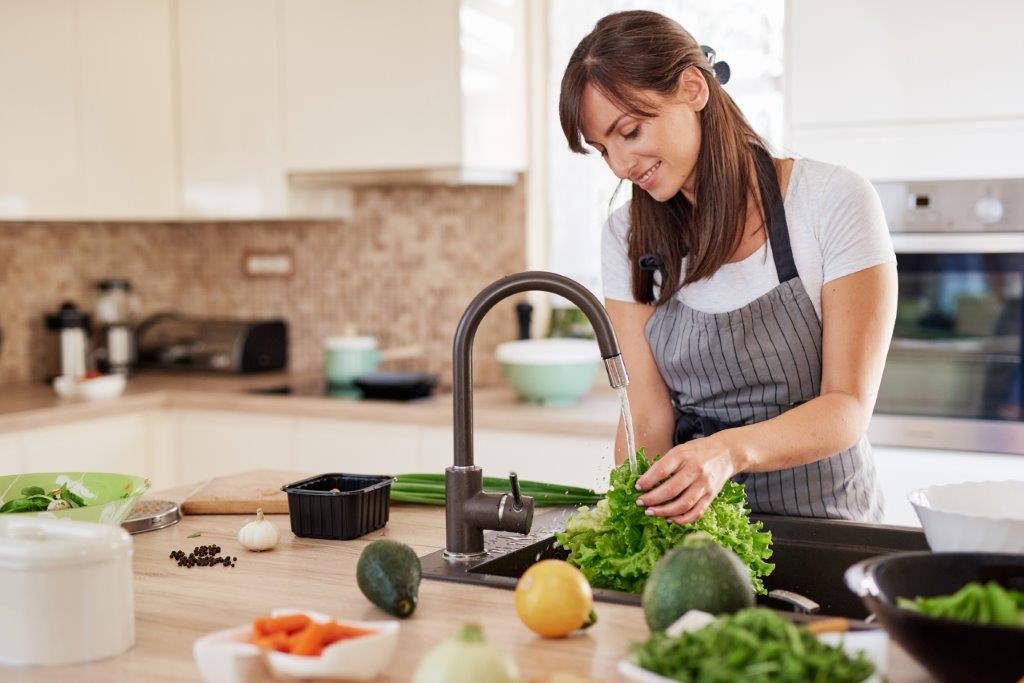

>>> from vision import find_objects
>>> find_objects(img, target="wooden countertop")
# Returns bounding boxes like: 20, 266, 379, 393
10, 483, 933, 683
0, 372, 620, 439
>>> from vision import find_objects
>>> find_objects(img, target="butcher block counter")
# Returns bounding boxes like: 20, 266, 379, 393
8, 484, 933, 682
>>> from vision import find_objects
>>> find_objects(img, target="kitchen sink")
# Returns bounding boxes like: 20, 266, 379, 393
420, 508, 929, 620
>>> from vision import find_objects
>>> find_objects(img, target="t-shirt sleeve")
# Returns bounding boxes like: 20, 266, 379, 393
817, 166, 896, 283
600, 205, 636, 302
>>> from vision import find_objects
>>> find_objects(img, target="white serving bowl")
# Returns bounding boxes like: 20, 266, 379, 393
193, 609, 399, 682
909, 480, 1024, 553
495, 338, 601, 406
53, 374, 126, 401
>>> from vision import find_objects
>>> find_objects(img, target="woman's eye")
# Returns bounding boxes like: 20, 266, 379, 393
623, 126, 641, 140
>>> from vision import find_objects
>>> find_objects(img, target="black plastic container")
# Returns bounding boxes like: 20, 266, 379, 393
281, 473, 394, 540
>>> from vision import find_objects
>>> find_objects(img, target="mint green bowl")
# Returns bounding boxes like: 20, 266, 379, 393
495, 339, 601, 406
0, 472, 150, 525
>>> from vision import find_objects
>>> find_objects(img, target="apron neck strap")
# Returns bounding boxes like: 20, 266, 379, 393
752, 146, 798, 282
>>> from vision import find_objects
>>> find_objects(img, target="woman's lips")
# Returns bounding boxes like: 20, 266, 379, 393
637, 161, 661, 189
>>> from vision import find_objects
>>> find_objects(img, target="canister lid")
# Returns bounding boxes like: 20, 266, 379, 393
0, 517, 132, 569
325, 336, 377, 350
45, 301, 91, 331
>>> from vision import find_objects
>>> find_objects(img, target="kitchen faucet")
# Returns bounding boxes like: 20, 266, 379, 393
444, 271, 629, 560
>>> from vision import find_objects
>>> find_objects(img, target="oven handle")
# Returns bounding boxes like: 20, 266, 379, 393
891, 232, 1024, 254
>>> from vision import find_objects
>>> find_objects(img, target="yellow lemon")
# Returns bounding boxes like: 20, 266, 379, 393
515, 560, 593, 637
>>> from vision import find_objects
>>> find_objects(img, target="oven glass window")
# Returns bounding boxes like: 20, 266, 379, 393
877, 253, 1023, 422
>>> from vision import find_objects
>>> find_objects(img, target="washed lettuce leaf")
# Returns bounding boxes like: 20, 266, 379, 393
554, 449, 774, 594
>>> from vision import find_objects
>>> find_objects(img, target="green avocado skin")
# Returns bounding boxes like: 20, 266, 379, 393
356, 539, 422, 619
642, 542, 756, 631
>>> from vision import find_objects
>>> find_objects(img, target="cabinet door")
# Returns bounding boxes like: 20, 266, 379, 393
873, 446, 1024, 526
474, 429, 614, 490
176, 0, 287, 217
293, 417, 422, 475
21, 414, 151, 477
77, 0, 178, 217
177, 410, 295, 483
0, 0, 79, 218
282, 0, 462, 172
0, 433, 26, 475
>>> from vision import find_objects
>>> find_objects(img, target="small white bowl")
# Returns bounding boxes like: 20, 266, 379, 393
909, 480, 1024, 553
54, 374, 127, 401
193, 609, 399, 683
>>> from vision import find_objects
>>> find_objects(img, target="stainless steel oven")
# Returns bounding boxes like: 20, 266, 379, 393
868, 177, 1024, 454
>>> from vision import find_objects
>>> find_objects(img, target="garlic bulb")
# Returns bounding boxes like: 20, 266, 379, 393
237, 508, 279, 551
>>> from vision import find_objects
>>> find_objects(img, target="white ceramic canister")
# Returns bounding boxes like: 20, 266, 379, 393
0, 516, 135, 667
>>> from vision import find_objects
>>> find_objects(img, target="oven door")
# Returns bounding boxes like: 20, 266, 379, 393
870, 233, 1024, 454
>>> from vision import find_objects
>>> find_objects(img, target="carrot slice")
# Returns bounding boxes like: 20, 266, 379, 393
253, 614, 312, 636
322, 622, 374, 645
289, 623, 330, 657
251, 632, 290, 652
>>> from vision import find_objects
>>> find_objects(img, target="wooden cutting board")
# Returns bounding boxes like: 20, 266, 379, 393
180, 470, 310, 515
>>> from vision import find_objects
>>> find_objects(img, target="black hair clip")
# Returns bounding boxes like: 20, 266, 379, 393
638, 253, 669, 286
700, 45, 731, 85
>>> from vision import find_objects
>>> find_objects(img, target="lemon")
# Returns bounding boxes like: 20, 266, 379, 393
515, 560, 593, 637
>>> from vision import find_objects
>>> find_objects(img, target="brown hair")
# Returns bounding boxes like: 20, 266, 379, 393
559, 10, 772, 304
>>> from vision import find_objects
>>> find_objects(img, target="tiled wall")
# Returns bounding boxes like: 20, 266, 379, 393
0, 180, 526, 386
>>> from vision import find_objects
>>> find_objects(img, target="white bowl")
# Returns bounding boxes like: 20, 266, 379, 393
193, 609, 399, 683
53, 374, 126, 401
909, 480, 1024, 553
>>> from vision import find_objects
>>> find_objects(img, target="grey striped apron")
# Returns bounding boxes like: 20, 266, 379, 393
644, 148, 883, 522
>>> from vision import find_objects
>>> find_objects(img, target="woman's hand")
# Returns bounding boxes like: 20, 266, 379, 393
634, 432, 746, 524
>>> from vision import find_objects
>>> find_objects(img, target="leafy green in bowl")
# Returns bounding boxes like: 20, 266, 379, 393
0, 472, 150, 525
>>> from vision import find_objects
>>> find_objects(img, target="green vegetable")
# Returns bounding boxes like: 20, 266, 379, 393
390, 473, 602, 507
20, 486, 46, 497
897, 581, 1024, 628
356, 539, 422, 619
643, 531, 756, 631
554, 449, 773, 595
0, 496, 51, 514
1, 483, 88, 513
631, 608, 875, 682
58, 483, 86, 508
412, 624, 518, 683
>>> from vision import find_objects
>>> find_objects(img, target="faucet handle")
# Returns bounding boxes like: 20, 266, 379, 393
508, 471, 523, 510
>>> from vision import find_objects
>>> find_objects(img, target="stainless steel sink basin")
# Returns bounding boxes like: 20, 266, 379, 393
420, 508, 929, 620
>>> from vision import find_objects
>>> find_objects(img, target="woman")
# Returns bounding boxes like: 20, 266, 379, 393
560, 11, 897, 523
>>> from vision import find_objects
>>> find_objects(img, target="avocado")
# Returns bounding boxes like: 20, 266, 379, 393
642, 532, 755, 631
356, 539, 422, 618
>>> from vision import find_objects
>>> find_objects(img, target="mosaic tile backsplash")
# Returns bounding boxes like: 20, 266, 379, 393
0, 180, 526, 386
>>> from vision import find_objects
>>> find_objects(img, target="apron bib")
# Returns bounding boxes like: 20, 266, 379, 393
644, 148, 883, 522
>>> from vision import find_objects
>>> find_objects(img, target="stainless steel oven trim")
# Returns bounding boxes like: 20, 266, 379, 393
892, 232, 1024, 254
868, 413, 1024, 456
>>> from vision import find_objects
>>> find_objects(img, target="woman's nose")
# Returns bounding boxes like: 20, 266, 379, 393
606, 149, 633, 181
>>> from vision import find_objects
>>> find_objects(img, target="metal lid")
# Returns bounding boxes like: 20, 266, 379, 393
0, 517, 132, 570
121, 500, 181, 534
45, 301, 91, 331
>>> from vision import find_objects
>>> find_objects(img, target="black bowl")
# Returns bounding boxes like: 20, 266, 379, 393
845, 552, 1024, 683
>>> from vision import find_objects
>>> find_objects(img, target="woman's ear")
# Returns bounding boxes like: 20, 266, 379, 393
676, 66, 710, 112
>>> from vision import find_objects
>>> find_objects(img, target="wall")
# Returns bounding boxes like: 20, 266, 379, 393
0, 180, 526, 387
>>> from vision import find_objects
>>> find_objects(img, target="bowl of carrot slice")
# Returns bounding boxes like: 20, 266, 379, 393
193, 609, 399, 682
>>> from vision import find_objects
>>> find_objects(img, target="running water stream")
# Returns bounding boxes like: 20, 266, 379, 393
616, 385, 637, 473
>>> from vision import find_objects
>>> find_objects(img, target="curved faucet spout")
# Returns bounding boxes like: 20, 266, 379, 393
444, 271, 629, 559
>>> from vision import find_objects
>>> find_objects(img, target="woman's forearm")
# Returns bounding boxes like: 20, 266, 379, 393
614, 413, 675, 465
726, 390, 871, 473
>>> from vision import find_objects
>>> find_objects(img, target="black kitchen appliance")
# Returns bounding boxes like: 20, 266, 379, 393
135, 313, 287, 373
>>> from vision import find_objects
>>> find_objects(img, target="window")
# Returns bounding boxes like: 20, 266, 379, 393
546, 0, 785, 297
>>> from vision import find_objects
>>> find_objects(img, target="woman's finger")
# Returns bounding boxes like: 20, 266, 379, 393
668, 491, 715, 525
637, 466, 697, 508
635, 450, 682, 491
646, 483, 707, 518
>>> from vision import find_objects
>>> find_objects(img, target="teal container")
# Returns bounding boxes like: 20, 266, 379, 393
495, 339, 601, 406
324, 336, 380, 386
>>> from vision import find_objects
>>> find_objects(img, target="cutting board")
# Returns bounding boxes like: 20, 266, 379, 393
180, 470, 310, 515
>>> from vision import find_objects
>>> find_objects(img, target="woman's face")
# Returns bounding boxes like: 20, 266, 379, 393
580, 67, 709, 202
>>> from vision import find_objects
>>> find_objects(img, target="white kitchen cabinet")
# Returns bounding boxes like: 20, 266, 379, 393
292, 417, 422, 474
0, 433, 26, 475
175, 410, 295, 483
281, 0, 526, 182
785, 0, 1024, 180
873, 446, 1024, 527
176, 0, 287, 218
0, 0, 177, 219
20, 413, 152, 479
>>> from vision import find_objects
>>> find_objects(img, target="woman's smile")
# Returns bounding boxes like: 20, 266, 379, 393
634, 160, 661, 189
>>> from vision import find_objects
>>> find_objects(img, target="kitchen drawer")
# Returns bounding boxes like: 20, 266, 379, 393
176, 410, 295, 483
293, 417, 422, 475
20, 413, 151, 478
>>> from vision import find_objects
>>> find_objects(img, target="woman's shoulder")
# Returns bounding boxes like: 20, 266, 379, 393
790, 157, 878, 209
603, 200, 633, 241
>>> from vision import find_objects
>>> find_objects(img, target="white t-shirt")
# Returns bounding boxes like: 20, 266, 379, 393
601, 158, 896, 318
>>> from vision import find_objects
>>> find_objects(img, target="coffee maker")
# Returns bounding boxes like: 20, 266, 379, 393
45, 302, 91, 379
94, 279, 137, 375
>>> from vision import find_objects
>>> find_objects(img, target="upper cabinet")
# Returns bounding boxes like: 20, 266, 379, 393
282, 0, 526, 184
0, 0, 527, 221
0, 0, 176, 219
785, 0, 1024, 181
